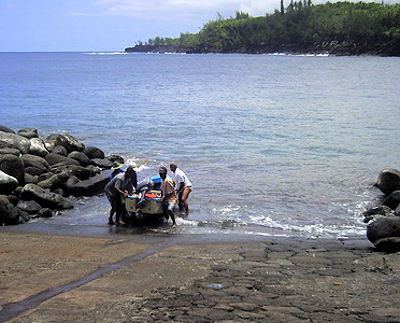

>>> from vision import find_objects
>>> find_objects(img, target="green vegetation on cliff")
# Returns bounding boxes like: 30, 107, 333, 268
125, 1, 400, 56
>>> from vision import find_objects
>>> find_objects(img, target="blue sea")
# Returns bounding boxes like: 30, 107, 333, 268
1, 52, 399, 239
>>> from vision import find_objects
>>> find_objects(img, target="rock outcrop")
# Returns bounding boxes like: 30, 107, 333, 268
0, 125, 124, 225
366, 168, 400, 252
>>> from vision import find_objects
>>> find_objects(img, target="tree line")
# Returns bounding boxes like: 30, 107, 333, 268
125, 1, 400, 56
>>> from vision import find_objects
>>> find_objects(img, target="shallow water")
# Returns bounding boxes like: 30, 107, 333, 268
1, 52, 399, 239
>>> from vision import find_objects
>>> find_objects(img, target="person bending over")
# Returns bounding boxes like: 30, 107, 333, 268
104, 164, 138, 225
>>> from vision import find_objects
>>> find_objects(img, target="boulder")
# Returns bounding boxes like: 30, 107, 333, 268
0, 154, 25, 185
0, 140, 13, 149
382, 190, 400, 210
38, 208, 53, 218
106, 154, 125, 164
373, 237, 400, 252
0, 131, 30, 154
17, 128, 39, 139
45, 153, 80, 167
65, 170, 110, 197
25, 166, 45, 176
0, 147, 20, 156
47, 134, 85, 153
51, 145, 68, 156
16, 199, 42, 214
20, 183, 73, 210
0, 170, 19, 194
6, 194, 18, 206
0, 195, 19, 225
38, 172, 55, 182
43, 140, 56, 153
90, 158, 113, 169
84, 146, 104, 159
25, 173, 39, 185
0, 125, 15, 134
375, 168, 400, 195
28, 138, 49, 157
18, 209, 31, 223
37, 172, 69, 190
367, 217, 400, 244
86, 165, 102, 176
51, 165, 91, 180
21, 154, 49, 172
68, 151, 91, 166
362, 206, 393, 223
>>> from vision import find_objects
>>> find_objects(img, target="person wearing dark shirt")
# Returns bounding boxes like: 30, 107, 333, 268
104, 163, 138, 225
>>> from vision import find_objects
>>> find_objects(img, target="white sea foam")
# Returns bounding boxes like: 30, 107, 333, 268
84, 52, 127, 55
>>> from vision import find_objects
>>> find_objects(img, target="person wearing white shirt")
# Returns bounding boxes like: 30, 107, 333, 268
170, 162, 192, 215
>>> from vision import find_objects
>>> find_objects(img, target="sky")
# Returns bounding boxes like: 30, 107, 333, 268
0, 0, 396, 52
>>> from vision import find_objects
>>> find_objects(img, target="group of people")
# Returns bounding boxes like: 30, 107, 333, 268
104, 162, 192, 227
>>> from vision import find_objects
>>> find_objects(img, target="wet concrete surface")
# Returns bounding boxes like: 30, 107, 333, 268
1, 228, 399, 322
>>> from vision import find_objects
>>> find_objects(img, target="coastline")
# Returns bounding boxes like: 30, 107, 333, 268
2, 229, 399, 322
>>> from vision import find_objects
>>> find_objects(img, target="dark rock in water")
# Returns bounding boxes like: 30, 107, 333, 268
17, 199, 42, 214
25, 173, 39, 185
37, 172, 69, 190
0, 132, 31, 154
373, 237, 400, 252
106, 154, 125, 164
68, 151, 91, 167
90, 158, 113, 169
0, 125, 15, 134
28, 138, 49, 157
0, 147, 20, 156
18, 209, 31, 223
52, 145, 68, 156
52, 165, 91, 180
382, 190, 400, 210
65, 170, 111, 197
21, 154, 50, 172
17, 128, 38, 139
362, 206, 393, 223
47, 134, 85, 153
25, 166, 45, 176
0, 170, 19, 194
367, 217, 400, 244
38, 208, 53, 218
45, 153, 80, 167
0, 154, 25, 185
84, 146, 105, 159
375, 168, 400, 195
20, 183, 73, 210
0, 195, 19, 225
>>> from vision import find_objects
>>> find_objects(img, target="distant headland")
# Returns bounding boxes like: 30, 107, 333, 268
125, 1, 400, 56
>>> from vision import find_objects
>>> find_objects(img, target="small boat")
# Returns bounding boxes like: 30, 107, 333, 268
123, 175, 166, 225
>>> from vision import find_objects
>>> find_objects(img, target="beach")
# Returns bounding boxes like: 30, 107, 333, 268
1, 230, 399, 322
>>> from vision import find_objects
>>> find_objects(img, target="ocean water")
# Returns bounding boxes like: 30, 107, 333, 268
1, 52, 399, 239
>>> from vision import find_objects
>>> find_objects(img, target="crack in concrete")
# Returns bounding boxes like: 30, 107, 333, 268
0, 237, 185, 323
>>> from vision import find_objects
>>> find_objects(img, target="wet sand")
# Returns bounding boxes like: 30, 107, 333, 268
1, 230, 399, 322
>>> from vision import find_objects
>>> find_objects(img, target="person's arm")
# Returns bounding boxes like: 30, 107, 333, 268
176, 182, 184, 194
114, 179, 128, 197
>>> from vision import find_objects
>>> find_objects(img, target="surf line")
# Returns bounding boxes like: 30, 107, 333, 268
0, 237, 184, 323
